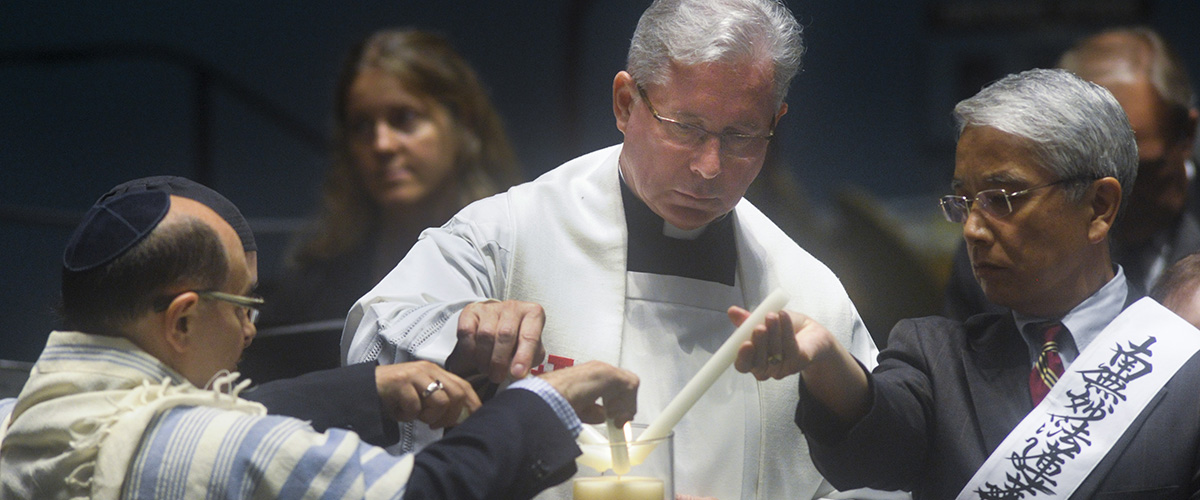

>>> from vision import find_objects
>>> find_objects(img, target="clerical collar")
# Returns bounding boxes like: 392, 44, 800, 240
663, 220, 708, 240
620, 177, 737, 285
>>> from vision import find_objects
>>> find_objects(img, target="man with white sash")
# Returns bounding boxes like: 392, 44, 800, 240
959, 298, 1200, 498
0, 186, 642, 499
343, 1, 882, 498
734, 68, 1200, 499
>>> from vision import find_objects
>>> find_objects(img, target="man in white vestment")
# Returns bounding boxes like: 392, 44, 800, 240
0, 186, 640, 499
342, 0, 879, 498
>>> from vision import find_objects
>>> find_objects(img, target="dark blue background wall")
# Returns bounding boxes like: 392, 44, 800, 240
3, 1, 1197, 360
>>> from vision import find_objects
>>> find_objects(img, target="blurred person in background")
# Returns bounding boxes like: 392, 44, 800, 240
1150, 251, 1200, 328
249, 29, 523, 381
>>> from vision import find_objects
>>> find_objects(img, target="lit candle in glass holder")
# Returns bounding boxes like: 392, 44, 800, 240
573, 423, 673, 500
573, 476, 664, 500
572, 289, 788, 499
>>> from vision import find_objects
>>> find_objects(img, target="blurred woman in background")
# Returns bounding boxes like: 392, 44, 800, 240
250, 29, 522, 380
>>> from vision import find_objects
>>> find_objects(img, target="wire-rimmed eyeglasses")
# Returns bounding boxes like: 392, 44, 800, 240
635, 83, 774, 158
939, 177, 1089, 223
155, 290, 264, 324
199, 291, 263, 324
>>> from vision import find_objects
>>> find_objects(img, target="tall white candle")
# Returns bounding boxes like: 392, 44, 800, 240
632, 288, 790, 458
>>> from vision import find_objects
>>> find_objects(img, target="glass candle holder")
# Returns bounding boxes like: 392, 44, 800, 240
573, 423, 674, 500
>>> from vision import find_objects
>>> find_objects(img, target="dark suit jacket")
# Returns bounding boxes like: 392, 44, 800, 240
406, 388, 580, 500
247, 366, 578, 499
798, 311, 1200, 499
242, 362, 397, 447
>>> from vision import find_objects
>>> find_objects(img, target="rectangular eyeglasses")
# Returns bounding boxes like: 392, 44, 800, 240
939, 177, 1087, 223
635, 83, 774, 158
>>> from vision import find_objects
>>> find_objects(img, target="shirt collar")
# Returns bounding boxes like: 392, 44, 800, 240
1013, 265, 1128, 364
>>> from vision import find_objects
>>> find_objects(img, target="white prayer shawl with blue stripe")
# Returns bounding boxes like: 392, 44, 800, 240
0, 331, 415, 500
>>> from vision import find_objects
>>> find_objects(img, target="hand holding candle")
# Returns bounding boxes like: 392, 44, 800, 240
542, 362, 641, 474
730, 300, 809, 381
631, 289, 790, 460
540, 361, 639, 425
572, 291, 787, 498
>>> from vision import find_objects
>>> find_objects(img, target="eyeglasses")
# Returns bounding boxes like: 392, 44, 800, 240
198, 291, 263, 325
939, 177, 1088, 224
155, 290, 264, 324
635, 84, 774, 158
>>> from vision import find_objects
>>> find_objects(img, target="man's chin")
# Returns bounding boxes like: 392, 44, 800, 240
978, 282, 1018, 309
663, 206, 726, 230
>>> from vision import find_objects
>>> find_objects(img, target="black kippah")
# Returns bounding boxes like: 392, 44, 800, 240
63, 190, 170, 272
99, 176, 256, 253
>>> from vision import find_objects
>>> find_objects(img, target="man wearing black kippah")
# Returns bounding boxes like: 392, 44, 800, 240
95, 175, 452, 447
0, 182, 641, 500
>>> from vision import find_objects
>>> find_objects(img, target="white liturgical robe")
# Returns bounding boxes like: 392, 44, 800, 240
343, 144, 879, 499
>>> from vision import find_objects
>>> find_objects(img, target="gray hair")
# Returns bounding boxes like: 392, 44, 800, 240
626, 0, 803, 105
954, 68, 1137, 215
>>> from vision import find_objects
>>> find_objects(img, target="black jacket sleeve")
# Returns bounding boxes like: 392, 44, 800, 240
405, 388, 581, 500
241, 362, 398, 447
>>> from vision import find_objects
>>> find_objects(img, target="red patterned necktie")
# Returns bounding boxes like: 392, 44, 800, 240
1029, 322, 1066, 406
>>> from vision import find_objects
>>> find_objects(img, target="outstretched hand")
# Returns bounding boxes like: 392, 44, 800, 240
730, 307, 833, 380
729, 306, 871, 422
447, 299, 547, 383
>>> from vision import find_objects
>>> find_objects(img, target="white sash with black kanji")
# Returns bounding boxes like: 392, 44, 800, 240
957, 298, 1200, 500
